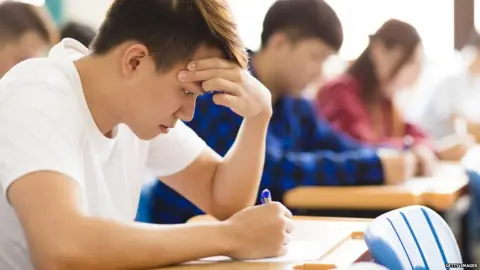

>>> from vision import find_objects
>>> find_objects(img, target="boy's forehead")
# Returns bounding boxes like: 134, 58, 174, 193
298, 37, 334, 53
190, 45, 224, 61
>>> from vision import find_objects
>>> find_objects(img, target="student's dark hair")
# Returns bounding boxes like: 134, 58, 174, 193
61, 21, 97, 47
347, 19, 421, 104
90, 0, 247, 71
260, 0, 343, 51
0, 1, 50, 44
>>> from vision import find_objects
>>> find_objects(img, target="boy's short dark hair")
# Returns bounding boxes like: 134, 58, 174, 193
261, 0, 343, 51
61, 21, 97, 47
90, 0, 247, 71
0, 1, 50, 44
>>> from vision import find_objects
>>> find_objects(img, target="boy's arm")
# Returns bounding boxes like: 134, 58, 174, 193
159, 58, 273, 220
0, 80, 288, 270
161, 113, 270, 221
8, 171, 292, 270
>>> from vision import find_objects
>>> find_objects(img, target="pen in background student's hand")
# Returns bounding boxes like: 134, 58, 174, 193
403, 135, 414, 151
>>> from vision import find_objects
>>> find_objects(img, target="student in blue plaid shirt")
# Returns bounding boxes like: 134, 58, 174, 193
137, 0, 417, 224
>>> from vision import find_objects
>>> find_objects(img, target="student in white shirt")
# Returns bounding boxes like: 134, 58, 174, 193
0, 1, 293, 269
419, 30, 480, 142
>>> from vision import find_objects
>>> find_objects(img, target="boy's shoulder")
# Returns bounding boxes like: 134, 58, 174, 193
0, 57, 84, 136
0, 57, 77, 104
1, 57, 70, 88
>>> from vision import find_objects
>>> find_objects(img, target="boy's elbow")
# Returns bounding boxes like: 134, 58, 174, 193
211, 207, 235, 221
212, 201, 254, 221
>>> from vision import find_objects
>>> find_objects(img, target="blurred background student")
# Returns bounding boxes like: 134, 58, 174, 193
419, 29, 480, 143
317, 20, 425, 149
0, 1, 56, 78
315, 20, 438, 174
317, 20, 470, 173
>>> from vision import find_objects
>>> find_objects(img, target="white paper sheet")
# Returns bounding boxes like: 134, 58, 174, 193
188, 220, 366, 264
199, 240, 333, 262
403, 177, 435, 190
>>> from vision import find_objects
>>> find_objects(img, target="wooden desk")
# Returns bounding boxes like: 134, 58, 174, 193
284, 162, 468, 211
155, 216, 372, 270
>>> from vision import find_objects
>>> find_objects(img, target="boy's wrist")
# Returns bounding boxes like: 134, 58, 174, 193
204, 220, 236, 257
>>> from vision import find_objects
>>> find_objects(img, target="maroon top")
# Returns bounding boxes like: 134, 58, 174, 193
316, 74, 430, 149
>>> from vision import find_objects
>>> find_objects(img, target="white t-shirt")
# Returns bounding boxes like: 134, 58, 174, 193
418, 68, 480, 139
0, 39, 206, 270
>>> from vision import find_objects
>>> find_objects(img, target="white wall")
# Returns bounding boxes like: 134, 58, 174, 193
63, 0, 455, 60
228, 0, 276, 51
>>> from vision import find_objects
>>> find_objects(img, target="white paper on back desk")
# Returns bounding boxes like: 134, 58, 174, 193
403, 177, 434, 190
197, 220, 355, 263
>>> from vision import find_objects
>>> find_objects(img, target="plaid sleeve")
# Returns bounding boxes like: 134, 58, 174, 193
135, 180, 204, 224
299, 98, 373, 152
259, 133, 385, 203
187, 94, 243, 156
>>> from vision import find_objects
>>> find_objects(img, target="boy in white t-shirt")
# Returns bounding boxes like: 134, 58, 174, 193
0, 0, 293, 269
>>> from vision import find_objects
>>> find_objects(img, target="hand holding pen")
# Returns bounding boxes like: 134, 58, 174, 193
404, 135, 437, 177
377, 138, 417, 185
222, 189, 294, 260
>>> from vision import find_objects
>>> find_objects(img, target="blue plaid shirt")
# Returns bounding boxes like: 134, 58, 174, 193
136, 76, 385, 225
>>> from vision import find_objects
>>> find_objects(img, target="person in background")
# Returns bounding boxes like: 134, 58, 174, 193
137, 0, 417, 225
418, 30, 480, 263
0, 1, 55, 78
418, 29, 480, 143
60, 21, 97, 47
317, 19, 468, 176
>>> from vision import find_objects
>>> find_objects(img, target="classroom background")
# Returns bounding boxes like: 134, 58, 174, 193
23, 0, 480, 119
3, 0, 480, 268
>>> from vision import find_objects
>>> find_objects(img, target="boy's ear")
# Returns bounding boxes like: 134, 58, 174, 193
266, 32, 291, 51
122, 44, 148, 76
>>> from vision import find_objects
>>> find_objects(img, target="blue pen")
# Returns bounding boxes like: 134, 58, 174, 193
207, 90, 225, 95
261, 189, 272, 204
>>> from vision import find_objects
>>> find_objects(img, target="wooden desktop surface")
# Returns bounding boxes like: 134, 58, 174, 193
154, 216, 372, 270
284, 162, 468, 211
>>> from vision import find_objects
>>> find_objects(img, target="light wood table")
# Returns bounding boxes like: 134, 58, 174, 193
284, 162, 468, 211
154, 216, 372, 270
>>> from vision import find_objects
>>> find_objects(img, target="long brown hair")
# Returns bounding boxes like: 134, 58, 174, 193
347, 19, 421, 105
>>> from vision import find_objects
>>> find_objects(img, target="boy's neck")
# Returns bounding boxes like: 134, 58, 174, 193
74, 55, 124, 136
250, 50, 284, 103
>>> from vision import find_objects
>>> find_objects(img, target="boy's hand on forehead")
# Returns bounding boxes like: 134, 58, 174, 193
178, 57, 272, 119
